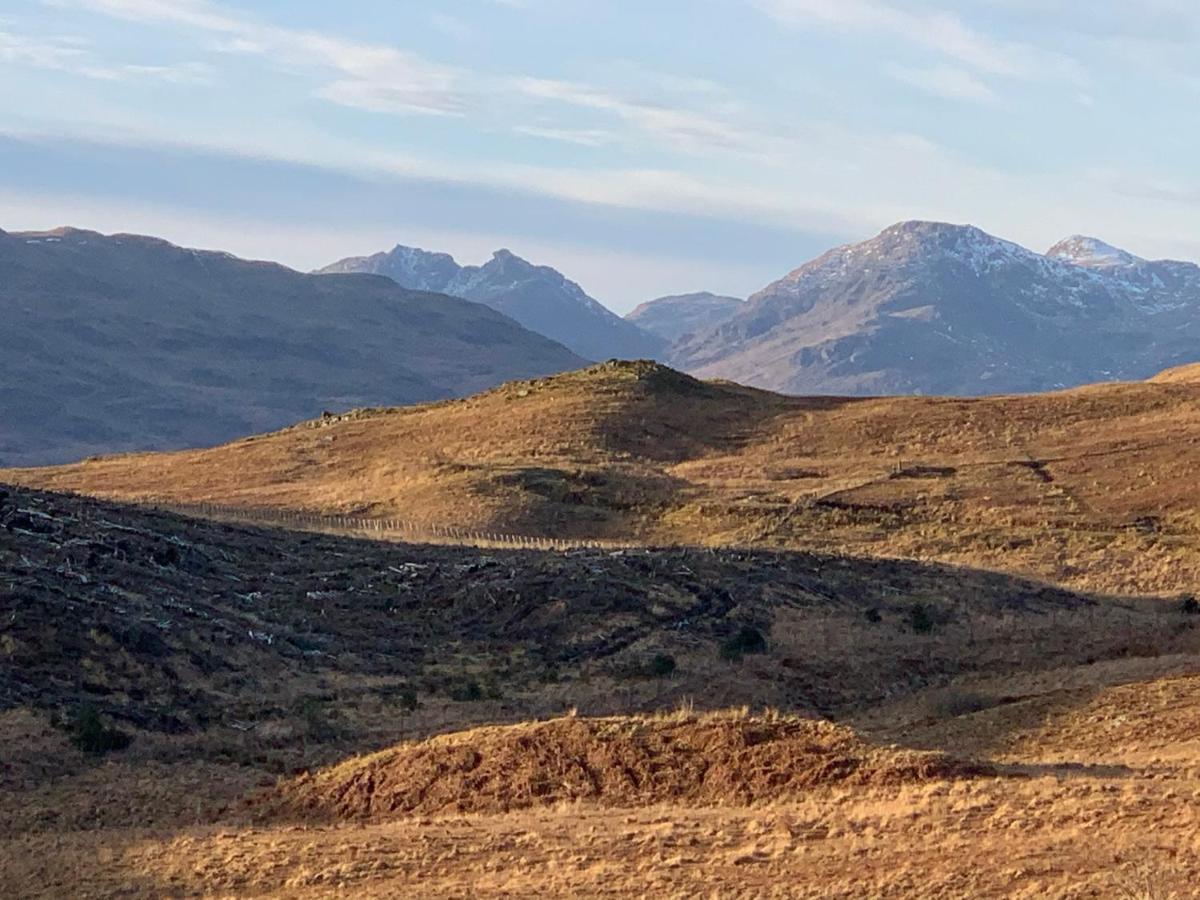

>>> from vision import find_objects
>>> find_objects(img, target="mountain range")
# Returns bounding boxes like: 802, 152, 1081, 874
319, 245, 665, 362
0, 227, 584, 466
673, 221, 1200, 395
625, 292, 744, 344
6, 219, 1200, 466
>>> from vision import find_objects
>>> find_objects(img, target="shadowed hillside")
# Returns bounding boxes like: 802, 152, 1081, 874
0, 227, 585, 466
8, 359, 1200, 594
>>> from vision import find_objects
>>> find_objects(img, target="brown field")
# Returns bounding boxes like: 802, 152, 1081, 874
6, 365, 1200, 897
9, 360, 1200, 595
3, 484, 1200, 897
6, 662, 1200, 898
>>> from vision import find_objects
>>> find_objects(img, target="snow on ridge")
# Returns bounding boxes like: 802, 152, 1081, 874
1047, 235, 1143, 269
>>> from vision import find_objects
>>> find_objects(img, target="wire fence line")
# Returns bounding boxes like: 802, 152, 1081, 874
153, 501, 627, 551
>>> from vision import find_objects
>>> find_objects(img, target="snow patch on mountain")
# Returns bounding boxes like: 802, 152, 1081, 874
1047, 236, 1144, 269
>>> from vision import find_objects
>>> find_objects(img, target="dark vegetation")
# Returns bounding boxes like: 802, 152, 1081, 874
2, 483, 1195, 754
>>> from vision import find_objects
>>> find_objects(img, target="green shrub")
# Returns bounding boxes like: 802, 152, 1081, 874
909, 603, 936, 634
69, 704, 131, 755
646, 653, 677, 678
298, 697, 339, 741
720, 625, 767, 661
450, 680, 484, 702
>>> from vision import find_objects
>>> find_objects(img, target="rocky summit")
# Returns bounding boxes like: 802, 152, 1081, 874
672, 220, 1200, 396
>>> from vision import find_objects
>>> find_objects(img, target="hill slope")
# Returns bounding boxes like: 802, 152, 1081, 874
10, 359, 1200, 595
0, 228, 585, 466
625, 291, 743, 344
673, 220, 1200, 395
319, 244, 665, 361
4, 483, 1200, 898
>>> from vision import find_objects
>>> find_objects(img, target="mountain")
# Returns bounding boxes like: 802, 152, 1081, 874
672, 220, 1200, 396
0, 227, 585, 466
11, 358, 1200, 596
1046, 235, 1144, 270
319, 245, 666, 362
625, 291, 743, 344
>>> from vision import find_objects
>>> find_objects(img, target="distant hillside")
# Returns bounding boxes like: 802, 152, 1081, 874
673, 221, 1200, 395
625, 291, 743, 344
11, 359, 1200, 596
319, 245, 666, 362
0, 227, 584, 465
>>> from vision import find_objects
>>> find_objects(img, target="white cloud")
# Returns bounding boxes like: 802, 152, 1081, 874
0, 27, 210, 82
53, 0, 757, 149
754, 0, 1086, 84
886, 63, 1000, 103
52, 0, 468, 115
513, 76, 749, 154
513, 126, 616, 147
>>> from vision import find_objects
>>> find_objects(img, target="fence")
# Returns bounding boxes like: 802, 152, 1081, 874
153, 501, 626, 551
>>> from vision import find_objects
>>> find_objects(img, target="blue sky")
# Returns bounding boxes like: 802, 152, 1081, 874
2, 1, 1199, 311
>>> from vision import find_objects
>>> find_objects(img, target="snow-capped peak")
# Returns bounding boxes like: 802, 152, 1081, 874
1046, 236, 1143, 270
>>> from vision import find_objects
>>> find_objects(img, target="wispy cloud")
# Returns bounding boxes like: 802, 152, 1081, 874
51, 0, 468, 114
513, 76, 749, 154
753, 0, 1085, 85
886, 63, 999, 104
513, 126, 616, 147
51, 0, 753, 148
0, 26, 210, 82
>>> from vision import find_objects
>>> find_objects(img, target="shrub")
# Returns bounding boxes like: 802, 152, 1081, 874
646, 653, 677, 678
721, 625, 767, 662
69, 704, 131, 755
864, 607, 883, 624
909, 603, 936, 634
1180, 595, 1199, 616
450, 680, 484, 702
298, 698, 339, 741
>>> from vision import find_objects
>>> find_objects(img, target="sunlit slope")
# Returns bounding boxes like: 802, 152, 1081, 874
8, 359, 1200, 593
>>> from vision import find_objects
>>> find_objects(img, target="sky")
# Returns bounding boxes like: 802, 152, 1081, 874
2, 1, 1199, 312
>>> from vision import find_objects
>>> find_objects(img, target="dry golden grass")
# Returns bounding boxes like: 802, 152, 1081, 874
8, 360, 1200, 595
6, 664, 1200, 898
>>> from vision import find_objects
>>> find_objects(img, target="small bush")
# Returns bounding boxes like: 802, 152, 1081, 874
450, 680, 484, 702
646, 653, 677, 678
69, 704, 131, 755
721, 626, 767, 662
1180, 595, 1199, 616
394, 688, 420, 712
864, 607, 883, 624
298, 698, 339, 741
909, 603, 936, 634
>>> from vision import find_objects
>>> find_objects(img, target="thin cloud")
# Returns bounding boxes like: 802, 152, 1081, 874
52, 0, 468, 115
886, 63, 1000, 104
514, 76, 750, 154
513, 126, 616, 147
0, 26, 210, 82
753, 0, 1086, 84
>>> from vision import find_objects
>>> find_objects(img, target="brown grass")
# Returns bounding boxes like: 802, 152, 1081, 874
5, 667, 1200, 898
8, 360, 1200, 595
256, 710, 988, 820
